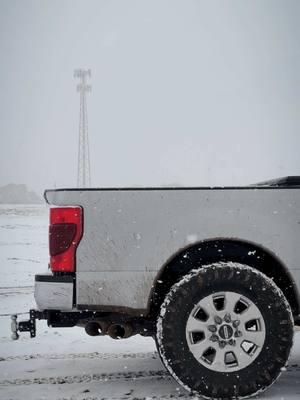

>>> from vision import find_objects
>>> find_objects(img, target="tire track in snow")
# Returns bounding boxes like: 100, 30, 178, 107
0, 286, 33, 298
0, 351, 158, 362
0, 286, 33, 290
56, 396, 188, 400
0, 369, 168, 386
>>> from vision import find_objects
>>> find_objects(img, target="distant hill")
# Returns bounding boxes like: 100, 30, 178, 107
0, 184, 42, 204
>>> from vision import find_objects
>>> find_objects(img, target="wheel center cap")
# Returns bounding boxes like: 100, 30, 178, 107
219, 324, 233, 340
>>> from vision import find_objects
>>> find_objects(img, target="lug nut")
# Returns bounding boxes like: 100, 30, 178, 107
224, 313, 231, 323
233, 320, 240, 328
228, 339, 236, 346
208, 325, 217, 333
210, 334, 219, 342
234, 330, 243, 338
219, 340, 226, 348
214, 316, 222, 325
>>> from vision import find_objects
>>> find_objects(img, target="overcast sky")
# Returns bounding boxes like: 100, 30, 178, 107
0, 0, 299, 194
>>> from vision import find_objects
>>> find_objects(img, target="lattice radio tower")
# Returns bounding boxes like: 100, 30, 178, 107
74, 69, 91, 187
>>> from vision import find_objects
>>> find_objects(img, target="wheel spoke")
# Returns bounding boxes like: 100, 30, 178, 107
201, 295, 217, 316
234, 347, 253, 367
243, 330, 265, 347
186, 316, 206, 332
212, 348, 226, 369
239, 304, 262, 324
224, 292, 242, 314
189, 340, 210, 360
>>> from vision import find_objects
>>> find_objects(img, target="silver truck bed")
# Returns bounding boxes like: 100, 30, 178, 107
44, 182, 300, 313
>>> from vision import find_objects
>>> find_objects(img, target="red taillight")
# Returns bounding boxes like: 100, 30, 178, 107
49, 207, 83, 272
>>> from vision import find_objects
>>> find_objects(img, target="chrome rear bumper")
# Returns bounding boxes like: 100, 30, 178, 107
34, 274, 74, 311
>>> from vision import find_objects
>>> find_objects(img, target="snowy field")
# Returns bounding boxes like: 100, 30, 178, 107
0, 205, 300, 400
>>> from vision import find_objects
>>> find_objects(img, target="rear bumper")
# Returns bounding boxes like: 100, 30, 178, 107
34, 274, 74, 311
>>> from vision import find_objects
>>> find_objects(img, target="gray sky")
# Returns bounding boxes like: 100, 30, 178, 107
0, 0, 299, 194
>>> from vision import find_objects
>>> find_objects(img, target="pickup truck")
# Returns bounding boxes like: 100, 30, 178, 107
12, 176, 300, 399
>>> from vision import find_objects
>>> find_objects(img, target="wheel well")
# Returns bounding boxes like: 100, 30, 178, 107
149, 239, 299, 319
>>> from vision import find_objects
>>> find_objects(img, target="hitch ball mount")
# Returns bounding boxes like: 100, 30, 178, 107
11, 310, 36, 340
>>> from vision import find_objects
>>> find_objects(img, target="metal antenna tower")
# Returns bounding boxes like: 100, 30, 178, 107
74, 69, 92, 187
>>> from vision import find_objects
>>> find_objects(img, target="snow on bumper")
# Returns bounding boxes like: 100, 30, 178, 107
34, 274, 74, 311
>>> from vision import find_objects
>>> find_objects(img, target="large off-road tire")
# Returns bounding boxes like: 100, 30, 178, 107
156, 262, 294, 399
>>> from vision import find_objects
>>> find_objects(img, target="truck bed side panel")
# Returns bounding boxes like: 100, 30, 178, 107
45, 188, 300, 311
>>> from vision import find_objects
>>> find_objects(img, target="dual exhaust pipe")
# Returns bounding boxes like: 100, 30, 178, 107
85, 321, 133, 339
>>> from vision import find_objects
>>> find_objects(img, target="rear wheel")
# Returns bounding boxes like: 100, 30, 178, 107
156, 262, 294, 399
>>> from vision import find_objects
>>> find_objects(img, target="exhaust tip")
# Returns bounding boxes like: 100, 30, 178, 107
107, 323, 133, 339
85, 322, 102, 336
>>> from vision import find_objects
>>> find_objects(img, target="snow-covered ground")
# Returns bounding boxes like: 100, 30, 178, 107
0, 205, 300, 399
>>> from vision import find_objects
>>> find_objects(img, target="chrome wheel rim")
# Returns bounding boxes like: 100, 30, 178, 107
186, 291, 266, 372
